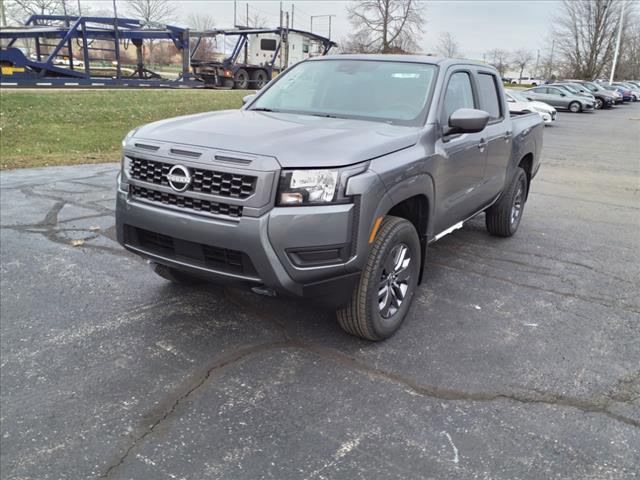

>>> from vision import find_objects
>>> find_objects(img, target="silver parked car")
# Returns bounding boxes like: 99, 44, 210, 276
523, 85, 595, 113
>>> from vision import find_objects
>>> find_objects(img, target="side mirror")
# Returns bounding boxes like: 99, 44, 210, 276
559, 93, 566, 97
447, 108, 490, 135
242, 94, 257, 106
526, 96, 533, 101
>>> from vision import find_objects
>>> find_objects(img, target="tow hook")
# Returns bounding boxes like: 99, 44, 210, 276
251, 285, 277, 297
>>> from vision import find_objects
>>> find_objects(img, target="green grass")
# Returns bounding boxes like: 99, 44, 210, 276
0, 89, 249, 170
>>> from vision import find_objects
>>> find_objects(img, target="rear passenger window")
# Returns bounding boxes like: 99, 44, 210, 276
477, 73, 502, 120
443, 72, 475, 122
533, 87, 547, 94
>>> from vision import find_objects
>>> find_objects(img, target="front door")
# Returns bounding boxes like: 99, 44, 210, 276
433, 69, 488, 234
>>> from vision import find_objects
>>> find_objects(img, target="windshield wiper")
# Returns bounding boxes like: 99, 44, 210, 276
250, 107, 277, 112
307, 112, 345, 119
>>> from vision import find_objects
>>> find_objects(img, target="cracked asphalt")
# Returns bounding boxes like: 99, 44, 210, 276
1, 104, 639, 480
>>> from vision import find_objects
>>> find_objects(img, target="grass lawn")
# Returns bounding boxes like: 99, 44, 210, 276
0, 89, 248, 170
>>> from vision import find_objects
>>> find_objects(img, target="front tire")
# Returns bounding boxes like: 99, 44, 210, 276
485, 167, 528, 237
595, 98, 604, 110
337, 216, 421, 341
569, 101, 582, 113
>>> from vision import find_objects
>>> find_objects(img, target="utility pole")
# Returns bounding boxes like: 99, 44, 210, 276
548, 38, 555, 79
77, 0, 82, 15
284, 11, 289, 69
279, 1, 283, 69
310, 15, 335, 38
533, 49, 540, 78
1, 0, 7, 27
609, 1, 625, 83
291, 4, 294, 29
233, 1, 237, 27
246, 2, 248, 27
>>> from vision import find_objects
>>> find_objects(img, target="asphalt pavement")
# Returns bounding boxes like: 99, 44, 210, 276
1, 104, 639, 479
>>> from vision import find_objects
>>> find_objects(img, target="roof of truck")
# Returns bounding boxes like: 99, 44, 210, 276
310, 54, 491, 68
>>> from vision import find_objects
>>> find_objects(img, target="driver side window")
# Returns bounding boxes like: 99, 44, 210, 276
442, 72, 475, 123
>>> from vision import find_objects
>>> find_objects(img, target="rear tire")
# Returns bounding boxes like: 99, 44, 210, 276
569, 101, 582, 113
485, 167, 528, 237
337, 216, 421, 341
595, 98, 604, 110
251, 69, 269, 89
152, 263, 201, 285
234, 68, 250, 89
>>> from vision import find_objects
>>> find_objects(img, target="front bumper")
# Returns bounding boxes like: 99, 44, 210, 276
116, 183, 365, 306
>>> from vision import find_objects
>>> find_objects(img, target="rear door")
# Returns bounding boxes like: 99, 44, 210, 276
474, 69, 511, 200
433, 69, 488, 233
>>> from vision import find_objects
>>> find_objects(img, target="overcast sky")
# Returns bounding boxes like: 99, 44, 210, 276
98, 0, 562, 61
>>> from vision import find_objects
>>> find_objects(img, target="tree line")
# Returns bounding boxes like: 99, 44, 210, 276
340, 0, 640, 81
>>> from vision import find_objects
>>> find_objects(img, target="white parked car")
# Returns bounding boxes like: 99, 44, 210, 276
505, 89, 557, 124
510, 76, 545, 86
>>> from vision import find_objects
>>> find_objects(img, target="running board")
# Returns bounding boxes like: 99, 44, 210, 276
434, 221, 464, 241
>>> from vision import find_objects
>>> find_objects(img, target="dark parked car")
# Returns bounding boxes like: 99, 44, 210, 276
116, 56, 544, 340
612, 82, 640, 102
603, 84, 633, 102
573, 81, 619, 107
523, 85, 595, 112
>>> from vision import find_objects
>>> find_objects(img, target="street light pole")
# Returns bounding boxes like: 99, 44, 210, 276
609, 1, 625, 83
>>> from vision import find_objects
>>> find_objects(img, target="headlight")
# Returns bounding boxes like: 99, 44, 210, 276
121, 127, 139, 147
277, 164, 367, 206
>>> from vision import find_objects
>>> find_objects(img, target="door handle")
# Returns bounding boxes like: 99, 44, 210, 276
478, 139, 488, 150
504, 130, 512, 141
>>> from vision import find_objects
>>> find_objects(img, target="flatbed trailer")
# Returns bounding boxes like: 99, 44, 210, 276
0, 15, 200, 88
190, 27, 336, 89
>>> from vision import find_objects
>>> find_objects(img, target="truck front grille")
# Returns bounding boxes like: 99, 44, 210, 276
125, 226, 257, 277
130, 185, 243, 218
129, 157, 257, 199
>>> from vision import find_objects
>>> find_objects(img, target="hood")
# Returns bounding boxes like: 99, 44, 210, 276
133, 110, 422, 168
529, 101, 556, 113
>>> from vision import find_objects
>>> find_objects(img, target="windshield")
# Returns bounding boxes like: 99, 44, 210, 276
506, 89, 529, 102
582, 82, 598, 92
250, 59, 437, 126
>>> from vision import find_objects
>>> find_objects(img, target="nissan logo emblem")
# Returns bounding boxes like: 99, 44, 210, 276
166, 165, 192, 192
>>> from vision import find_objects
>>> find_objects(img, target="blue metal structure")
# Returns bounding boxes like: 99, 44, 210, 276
0, 15, 199, 87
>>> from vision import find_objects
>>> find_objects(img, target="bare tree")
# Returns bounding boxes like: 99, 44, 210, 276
346, 0, 425, 54
125, 0, 175, 65
187, 13, 217, 59
247, 12, 267, 28
486, 48, 510, 77
552, 0, 632, 79
5, 0, 69, 24
617, 10, 640, 79
435, 31, 460, 58
512, 48, 534, 82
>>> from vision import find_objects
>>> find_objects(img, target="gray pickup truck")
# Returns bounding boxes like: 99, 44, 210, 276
116, 55, 543, 341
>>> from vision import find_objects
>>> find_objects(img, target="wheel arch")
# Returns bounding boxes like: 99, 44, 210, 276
379, 176, 435, 284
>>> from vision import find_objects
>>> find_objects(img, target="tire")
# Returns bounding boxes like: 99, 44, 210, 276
251, 69, 268, 89
222, 78, 235, 89
152, 263, 201, 285
485, 167, 528, 237
234, 68, 250, 89
595, 98, 604, 110
337, 216, 421, 341
569, 101, 582, 113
